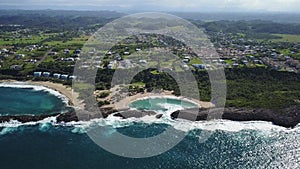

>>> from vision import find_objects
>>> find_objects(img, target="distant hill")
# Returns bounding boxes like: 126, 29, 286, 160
170, 12, 300, 24
0, 10, 124, 18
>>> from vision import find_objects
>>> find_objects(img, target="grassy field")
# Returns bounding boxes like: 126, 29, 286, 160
189, 58, 203, 64
271, 34, 300, 43
0, 35, 50, 46
44, 36, 88, 49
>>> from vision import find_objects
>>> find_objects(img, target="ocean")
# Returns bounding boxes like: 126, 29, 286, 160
0, 84, 299, 169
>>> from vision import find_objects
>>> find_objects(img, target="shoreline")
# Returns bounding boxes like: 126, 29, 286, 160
112, 91, 214, 110
0, 80, 298, 128
171, 106, 300, 128
0, 80, 84, 109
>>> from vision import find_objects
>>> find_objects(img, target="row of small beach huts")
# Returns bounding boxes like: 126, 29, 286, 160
33, 72, 76, 80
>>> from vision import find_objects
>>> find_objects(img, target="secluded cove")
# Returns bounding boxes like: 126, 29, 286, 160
129, 97, 199, 112
0, 84, 68, 116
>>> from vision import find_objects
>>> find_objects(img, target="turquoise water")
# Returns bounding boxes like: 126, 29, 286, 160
129, 97, 198, 111
0, 85, 67, 115
0, 87, 299, 169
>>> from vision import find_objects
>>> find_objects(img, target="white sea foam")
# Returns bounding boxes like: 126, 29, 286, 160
0, 99, 298, 136
0, 82, 69, 105
133, 95, 200, 108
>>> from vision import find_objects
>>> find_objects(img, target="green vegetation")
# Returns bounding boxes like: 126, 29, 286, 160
189, 58, 203, 64
0, 11, 300, 113
271, 34, 300, 43
225, 68, 300, 111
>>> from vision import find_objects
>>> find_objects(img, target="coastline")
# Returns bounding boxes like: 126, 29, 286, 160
0, 80, 298, 128
0, 80, 84, 109
171, 106, 300, 128
113, 91, 214, 110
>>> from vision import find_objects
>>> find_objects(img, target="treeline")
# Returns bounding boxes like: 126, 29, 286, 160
0, 15, 113, 32
93, 67, 300, 112
1, 67, 299, 112
0, 10, 124, 18
194, 20, 300, 35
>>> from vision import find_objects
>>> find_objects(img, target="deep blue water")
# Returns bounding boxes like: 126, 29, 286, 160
0, 124, 299, 169
0, 86, 299, 169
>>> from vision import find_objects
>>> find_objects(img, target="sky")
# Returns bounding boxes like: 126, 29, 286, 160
0, 0, 299, 12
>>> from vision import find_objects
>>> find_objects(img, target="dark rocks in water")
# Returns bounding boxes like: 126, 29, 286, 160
0, 107, 156, 124
0, 107, 116, 123
171, 106, 300, 128
56, 111, 78, 122
0, 113, 60, 123
113, 110, 157, 119
57, 107, 118, 122
222, 107, 300, 128
155, 114, 163, 119
2, 105, 298, 128
171, 108, 208, 121
100, 107, 118, 118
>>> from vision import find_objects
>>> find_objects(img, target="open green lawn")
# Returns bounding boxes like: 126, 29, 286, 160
271, 34, 300, 43
44, 37, 87, 49
189, 58, 203, 64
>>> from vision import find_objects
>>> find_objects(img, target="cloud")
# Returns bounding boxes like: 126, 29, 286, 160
0, 0, 299, 12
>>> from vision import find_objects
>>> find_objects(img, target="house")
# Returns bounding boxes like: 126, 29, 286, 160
108, 60, 117, 69
61, 74, 69, 80
242, 60, 249, 65
69, 76, 77, 80
33, 72, 42, 77
116, 56, 122, 61
1, 48, 8, 53
184, 56, 191, 60
107, 64, 114, 69
53, 73, 61, 79
182, 64, 189, 70
74, 54, 80, 57
212, 60, 218, 63
139, 60, 147, 65
233, 63, 239, 68
64, 49, 70, 54
15, 54, 25, 60
93, 61, 102, 65
42, 72, 51, 77
231, 58, 238, 61
30, 59, 37, 63
192, 64, 206, 69
65, 57, 75, 62
182, 59, 190, 63
123, 51, 130, 55
48, 52, 58, 56
253, 60, 263, 64
0, 54, 8, 59
219, 59, 225, 64
75, 49, 81, 54
10, 65, 22, 70
249, 56, 255, 60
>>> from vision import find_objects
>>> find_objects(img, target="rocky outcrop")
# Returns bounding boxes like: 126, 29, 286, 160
0, 106, 299, 128
171, 106, 300, 128
0, 113, 61, 123
113, 110, 157, 119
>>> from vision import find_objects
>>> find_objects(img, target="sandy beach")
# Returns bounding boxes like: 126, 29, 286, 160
113, 90, 215, 110
0, 79, 213, 112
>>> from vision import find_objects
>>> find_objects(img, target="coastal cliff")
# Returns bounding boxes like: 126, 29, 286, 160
0, 106, 299, 128
171, 106, 300, 128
